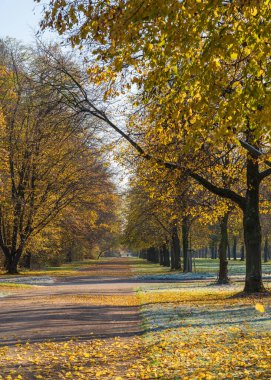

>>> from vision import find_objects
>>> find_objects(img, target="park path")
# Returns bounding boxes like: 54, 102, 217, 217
0, 258, 142, 346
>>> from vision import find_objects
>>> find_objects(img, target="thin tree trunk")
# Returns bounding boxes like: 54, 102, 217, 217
240, 244, 245, 261
182, 216, 190, 272
243, 155, 265, 293
264, 237, 269, 263
217, 213, 230, 284
227, 243, 231, 260
170, 239, 175, 270
232, 236, 237, 260
214, 244, 218, 259
163, 243, 170, 267
159, 247, 164, 266
170, 225, 181, 270
210, 243, 215, 259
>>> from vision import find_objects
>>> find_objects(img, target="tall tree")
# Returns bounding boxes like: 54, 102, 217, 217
38, 1, 271, 292
0, 41, 117, 273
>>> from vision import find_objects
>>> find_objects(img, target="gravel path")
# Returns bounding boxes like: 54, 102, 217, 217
0, 259, 142, 346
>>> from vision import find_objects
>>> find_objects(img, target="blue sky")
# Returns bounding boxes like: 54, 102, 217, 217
0, 0, 54, 43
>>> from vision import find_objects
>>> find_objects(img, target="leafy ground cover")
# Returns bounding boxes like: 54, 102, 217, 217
137, 283, 271, 379
0, 258, 270, 379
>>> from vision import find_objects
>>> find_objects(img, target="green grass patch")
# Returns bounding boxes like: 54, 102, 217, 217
0, 282, 33, 289
0, 259, 99, 277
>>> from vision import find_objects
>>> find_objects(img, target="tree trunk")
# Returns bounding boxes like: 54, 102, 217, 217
5, 252, 21, 274
240, 244, 245, 261
264, 237, 269, 263
227, 243, 231, 260
147, 247, 159, 263
171, 225, 181, 270
217, 213, 230, 284
163, 243, 170, 267
66, 249, 72, 263
21, 251, 31, 269
159, 247, 164, 266
243, 155, 265, 293
182, 216, 191, 272
232, 236, 237, 260
210, 244, 215, 259
214, 244, 218, 259
146, 248, 151, 262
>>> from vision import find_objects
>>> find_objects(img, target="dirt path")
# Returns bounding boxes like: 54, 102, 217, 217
0, 258, 142, 346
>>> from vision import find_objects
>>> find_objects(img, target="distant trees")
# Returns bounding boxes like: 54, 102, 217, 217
0, 40, 119, 273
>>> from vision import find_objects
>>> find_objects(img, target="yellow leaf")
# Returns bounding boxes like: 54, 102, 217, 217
230, 52, 238, 60
255, 303, 265, 313
251, 7, 258, 16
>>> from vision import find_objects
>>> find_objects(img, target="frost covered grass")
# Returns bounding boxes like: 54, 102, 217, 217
0, 276, 54, 285
137, 281, 271, 379
132, 258, 271, 281
194, 258, 271, 276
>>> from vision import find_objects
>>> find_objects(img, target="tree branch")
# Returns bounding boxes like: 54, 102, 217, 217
188, 171, 245, 209
259, 167, 271, 181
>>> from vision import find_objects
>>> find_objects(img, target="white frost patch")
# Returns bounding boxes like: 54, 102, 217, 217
141, 297, 271, 334
136, 272, 271, 281
136, 272, 216, 281
0, 276, 55, 285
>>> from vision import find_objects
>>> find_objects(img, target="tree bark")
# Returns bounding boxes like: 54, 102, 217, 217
227, 243, 231, 260
264, 237, 269, 263
243, 156, 265, 293
210, 243, 215, 259
214, 245, 218, 259
159, 247, 164, 266
232, 236, 237, 260
162, 243, 170, 267
4, 250, 21, 274
171, 226, 181, 270
217, 213, 230, 284
240, 244, 245, 261
182, 216, 191, 272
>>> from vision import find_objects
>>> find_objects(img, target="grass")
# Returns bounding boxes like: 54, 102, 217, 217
134, 259, 271, 379
0, 259, 99, 277
0, 257, 270, 379
131, 258, 171, 275
0, 283, 33, 289
131, 257, 271, 277
194, 258, 271, 275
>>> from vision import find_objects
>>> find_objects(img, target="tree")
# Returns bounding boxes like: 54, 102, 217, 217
122, 182, 171, 264
0, 40, 118, 273
38, 1, 271, 292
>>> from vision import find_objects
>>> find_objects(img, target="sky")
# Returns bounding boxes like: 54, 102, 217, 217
0, 0, 52, 43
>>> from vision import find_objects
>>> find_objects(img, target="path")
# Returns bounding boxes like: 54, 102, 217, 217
0, 258, 142, 346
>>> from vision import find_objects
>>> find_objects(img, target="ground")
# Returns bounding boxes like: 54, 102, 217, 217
0, 258, 270, 379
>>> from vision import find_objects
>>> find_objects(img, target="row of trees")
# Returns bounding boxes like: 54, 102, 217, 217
122, 169, 271, 281
0, 40, 120, 273
29, 0, 271, 293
